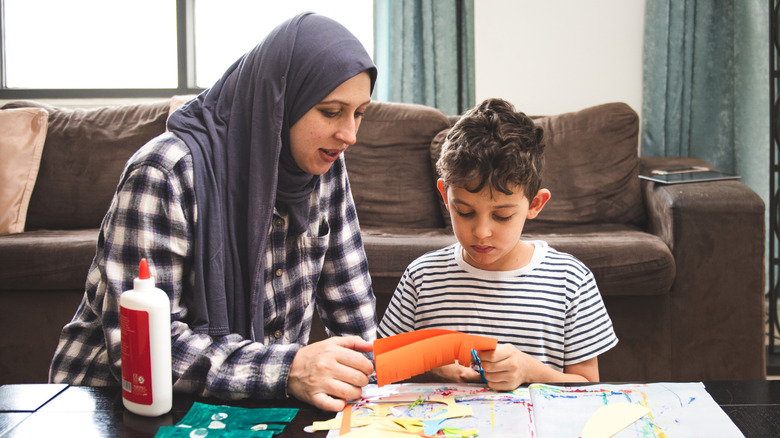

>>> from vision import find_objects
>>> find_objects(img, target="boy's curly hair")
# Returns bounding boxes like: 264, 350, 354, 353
436, 98, 544, 200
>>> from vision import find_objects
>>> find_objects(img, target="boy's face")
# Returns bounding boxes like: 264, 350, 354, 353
437, 179, 550, 271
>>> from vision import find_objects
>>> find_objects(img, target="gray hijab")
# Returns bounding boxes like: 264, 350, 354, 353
167, 12, 377, 339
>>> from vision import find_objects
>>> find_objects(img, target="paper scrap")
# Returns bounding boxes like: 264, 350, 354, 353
338, 421, 420, 437
581, 402, 651, 438
312, 398, 472, 432
340, 404, 353, 435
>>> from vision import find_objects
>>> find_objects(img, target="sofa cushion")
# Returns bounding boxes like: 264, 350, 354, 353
346, 101, 451, 229
430, 127, 454, 230
361, 227, 458, 278
531, 102, 645, 227
0, 228, 99, 291
526, 224, 675, 297
362, 224, 675, 299
0, 100, 171, 230
0, 108, 48, 235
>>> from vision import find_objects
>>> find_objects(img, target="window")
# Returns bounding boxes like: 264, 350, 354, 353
193, 1, 373, 88
0, 0, 373, 98
2, 0, 178, 91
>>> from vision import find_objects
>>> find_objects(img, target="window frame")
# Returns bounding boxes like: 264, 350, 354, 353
0, 0, 203, 99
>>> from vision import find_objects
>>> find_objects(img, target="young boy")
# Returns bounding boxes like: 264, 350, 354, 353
377, 98, 618, 390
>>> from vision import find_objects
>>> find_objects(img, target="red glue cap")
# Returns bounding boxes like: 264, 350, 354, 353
139, 258, 151, 280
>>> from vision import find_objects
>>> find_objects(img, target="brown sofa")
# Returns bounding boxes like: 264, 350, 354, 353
0, 98, 766, 385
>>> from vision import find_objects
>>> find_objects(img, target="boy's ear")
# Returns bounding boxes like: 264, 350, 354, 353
436, 178, 450, 210
527, 189, 551, 219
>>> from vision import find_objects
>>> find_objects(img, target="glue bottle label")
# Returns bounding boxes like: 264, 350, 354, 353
120, 306, 153, 404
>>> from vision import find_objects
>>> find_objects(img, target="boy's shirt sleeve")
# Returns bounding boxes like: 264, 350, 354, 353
563, 269, 619, 365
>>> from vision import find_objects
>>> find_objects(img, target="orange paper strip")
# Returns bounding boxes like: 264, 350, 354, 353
374, 329, 497, 387
339, 404, 352, 436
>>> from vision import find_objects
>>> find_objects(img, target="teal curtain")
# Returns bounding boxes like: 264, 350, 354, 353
373, 0, 475, 115
642, 0, 768, 205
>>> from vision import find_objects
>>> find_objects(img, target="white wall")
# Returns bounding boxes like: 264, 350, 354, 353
474, 0, 646, 117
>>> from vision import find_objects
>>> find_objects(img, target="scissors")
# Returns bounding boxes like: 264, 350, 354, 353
471, 349, 488, 384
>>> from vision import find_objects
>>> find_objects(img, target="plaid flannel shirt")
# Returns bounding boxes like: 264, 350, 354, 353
49, 133, 376, 399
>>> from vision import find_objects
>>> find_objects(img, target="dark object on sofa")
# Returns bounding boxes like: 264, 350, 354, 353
0, 98, 765, 385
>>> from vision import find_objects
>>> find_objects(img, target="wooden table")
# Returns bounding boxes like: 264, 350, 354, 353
1, 381, 779, 437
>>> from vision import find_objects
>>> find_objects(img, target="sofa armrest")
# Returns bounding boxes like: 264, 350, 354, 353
640, 156, 766, 379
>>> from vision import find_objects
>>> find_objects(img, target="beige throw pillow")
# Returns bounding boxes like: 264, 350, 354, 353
1, 100, 170, 230
0, 108, 48, 234
168, 94, 198, 118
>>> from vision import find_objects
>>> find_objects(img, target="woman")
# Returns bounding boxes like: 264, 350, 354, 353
50, 13, 377, 412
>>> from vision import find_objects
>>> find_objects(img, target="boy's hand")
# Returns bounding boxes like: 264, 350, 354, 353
287, 336, 374, 412
478, 343, 533, 391
478, 343, 595, 390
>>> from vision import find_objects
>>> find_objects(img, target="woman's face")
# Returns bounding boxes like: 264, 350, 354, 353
289, 71, 372, 175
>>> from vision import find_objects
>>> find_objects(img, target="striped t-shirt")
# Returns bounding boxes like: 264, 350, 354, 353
377, 241, 618, 371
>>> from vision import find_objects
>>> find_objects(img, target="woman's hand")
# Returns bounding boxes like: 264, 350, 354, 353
287, 336, 374, 412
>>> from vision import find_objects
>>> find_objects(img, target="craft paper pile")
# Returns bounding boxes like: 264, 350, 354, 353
318, 382, 744, 438
313, 394, 480, 437
374, 329, 497, 387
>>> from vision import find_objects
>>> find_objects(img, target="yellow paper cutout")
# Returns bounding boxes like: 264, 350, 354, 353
426, 398, 473, 420
366, 403, 416, 418
338, 419, 479, 438
311, 396, 475, 435
581, 402, 651, 438
338, 421, 421, 437
311, 413, 385, 431
311, 404, 417, 432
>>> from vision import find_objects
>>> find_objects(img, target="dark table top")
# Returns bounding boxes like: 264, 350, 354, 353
0, 383, 331, 438
1, 381, 779, 437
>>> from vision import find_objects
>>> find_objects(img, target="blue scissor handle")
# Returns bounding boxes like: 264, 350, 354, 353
471, 349, 487, 384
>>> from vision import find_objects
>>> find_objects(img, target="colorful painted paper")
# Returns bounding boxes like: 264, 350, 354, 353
320, 383, 533, 437
317, 382, 743, 438
530, 382, 743, 437
373, 329, 497, 387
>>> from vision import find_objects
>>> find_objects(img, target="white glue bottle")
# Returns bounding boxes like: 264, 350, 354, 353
120, 258, 172, 417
